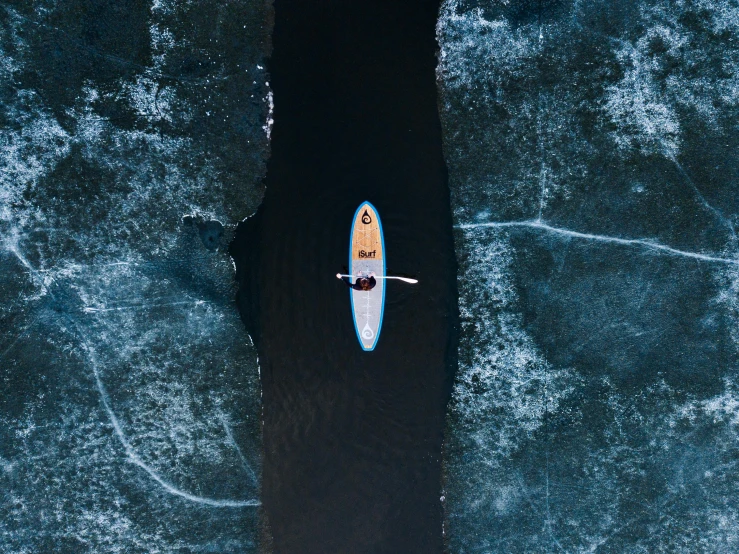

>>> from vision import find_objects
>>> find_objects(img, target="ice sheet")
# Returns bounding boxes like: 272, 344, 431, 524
0, 1, 272, 551
438, 0, 739, 550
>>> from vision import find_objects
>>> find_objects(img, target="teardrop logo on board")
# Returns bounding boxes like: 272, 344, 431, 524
361, 210, 372, 224
362, 322, 374, 340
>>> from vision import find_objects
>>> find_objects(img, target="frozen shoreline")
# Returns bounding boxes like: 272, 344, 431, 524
438, 0, 739, 551
0, 1, 272, 551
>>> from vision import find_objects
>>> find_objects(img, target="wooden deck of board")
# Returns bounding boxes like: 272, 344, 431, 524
351, 203, 384, 261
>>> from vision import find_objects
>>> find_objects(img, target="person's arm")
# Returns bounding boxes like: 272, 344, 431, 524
337, 273, 353, 287
368, 276, 376, 288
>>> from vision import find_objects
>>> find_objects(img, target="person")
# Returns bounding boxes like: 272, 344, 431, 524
336, 271, 376, 291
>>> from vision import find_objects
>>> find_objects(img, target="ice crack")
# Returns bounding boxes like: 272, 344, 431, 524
83, 344, 261, 508
218, 412, 258, 485
82, 299, 210, 313
667, 153, 738, 244
456, 220, 739, 265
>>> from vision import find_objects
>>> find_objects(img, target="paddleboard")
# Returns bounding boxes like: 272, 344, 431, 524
349, 201, 386, 351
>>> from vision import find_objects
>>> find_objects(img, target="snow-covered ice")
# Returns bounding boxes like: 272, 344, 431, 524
438, 0, 739, 551
0, 1, 272, 551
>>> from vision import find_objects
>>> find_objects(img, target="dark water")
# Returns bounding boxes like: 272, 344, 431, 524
231, 0, 458, 551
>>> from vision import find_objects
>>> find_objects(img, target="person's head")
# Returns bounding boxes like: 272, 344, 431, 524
359, 277, 371, 291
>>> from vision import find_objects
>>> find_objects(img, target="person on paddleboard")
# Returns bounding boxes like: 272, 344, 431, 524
336, 271, 377, 291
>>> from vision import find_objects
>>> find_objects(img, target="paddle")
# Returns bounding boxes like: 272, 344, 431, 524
336, 273, 418, 284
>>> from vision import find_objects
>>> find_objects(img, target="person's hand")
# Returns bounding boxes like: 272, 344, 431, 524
336, 273, 341, 279
369, 271, 376, 277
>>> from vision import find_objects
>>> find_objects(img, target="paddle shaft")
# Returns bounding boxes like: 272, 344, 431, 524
336, 274, 418, 284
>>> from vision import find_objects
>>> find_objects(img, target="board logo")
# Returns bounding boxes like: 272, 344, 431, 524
359, 250, 376, 258
362, 322, 374, 340
361, 210, 372, 224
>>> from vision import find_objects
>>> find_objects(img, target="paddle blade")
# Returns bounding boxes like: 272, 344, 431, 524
335, 274, 418, 284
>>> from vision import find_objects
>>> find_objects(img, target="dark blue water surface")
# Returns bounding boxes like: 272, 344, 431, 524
231, 0, 459, 552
